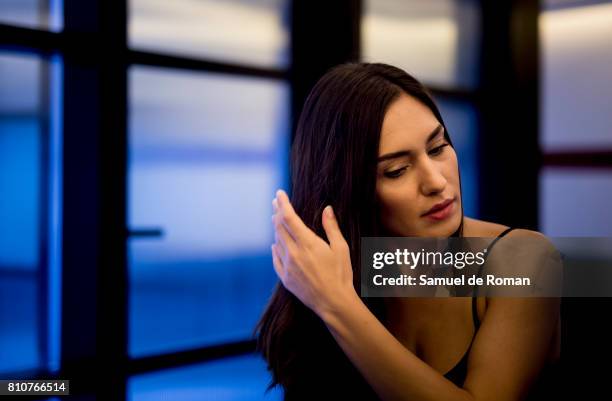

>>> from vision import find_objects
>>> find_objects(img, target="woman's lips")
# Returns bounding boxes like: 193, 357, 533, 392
422, 198, 455, 221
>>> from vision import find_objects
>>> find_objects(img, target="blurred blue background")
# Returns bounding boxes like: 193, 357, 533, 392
1, 0, 611, 400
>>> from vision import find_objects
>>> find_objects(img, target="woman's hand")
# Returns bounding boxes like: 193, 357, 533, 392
271, 189, 358, 320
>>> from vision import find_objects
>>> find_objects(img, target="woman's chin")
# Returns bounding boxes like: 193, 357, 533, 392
420, 216, 462, 237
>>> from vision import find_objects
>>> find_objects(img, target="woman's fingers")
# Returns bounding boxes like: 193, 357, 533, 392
273, 212, 298, 263
321, 205, 349, 253
275, 190, 314, 246
271, 244, 285, 280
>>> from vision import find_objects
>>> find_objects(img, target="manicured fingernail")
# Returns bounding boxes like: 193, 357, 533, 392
272, 198, 278, 211
276, 189, 289, 204
325, 205, 334, 219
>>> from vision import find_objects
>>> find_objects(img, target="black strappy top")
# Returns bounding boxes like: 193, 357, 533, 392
442, 227, 516, 386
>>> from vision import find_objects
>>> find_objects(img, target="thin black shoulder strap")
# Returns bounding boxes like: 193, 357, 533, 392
472, 227, 516, 328
486, 227, 516, 255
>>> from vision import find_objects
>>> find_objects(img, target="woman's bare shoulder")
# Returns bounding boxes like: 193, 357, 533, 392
463, 216, 547, 240
463, 216, 510, 237
465, 217, 559, 279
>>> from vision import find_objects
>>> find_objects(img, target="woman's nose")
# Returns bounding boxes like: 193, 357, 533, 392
419, 158, 447, 195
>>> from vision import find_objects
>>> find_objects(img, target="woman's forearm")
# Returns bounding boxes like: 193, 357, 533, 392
320, 292, 475, 401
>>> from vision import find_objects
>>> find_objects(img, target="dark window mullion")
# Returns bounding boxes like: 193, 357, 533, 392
0, 23, 61, 53
128, 339, 257, 375
290, 0, 362, 205
60, 1, 128, 399
478, 0, 539, 229
128, 49, 288, 80
0, 25, 289, 80
542, 150, 612, 168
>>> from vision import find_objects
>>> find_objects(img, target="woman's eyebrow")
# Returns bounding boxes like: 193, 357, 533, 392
377, 124, 444, 163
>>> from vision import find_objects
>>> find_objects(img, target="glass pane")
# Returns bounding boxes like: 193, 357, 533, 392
128, 66, 289, 357
362, 0, 480, 90
0, 0, 63, 32
434, 96, 479, 218
129, 0, 290, 69
127, 354, 282, 401
540, 2, 612, 151
540, 167, 612, 236
0, 52, 62, 375
0, 119, 41, 268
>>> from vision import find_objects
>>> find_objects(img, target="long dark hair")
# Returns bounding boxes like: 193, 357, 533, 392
254, 62, 465, 399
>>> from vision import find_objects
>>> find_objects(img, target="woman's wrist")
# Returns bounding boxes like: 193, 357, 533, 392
316, 287, 363, 327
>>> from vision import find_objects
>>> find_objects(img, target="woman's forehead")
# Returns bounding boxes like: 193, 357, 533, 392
379, 93, 440, 152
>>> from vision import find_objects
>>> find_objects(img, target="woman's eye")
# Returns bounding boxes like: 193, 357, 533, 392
384, 167, 408, 179
429, 143, 449, 156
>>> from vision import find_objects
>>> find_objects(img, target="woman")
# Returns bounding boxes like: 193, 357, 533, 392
255, 62, 561, 401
